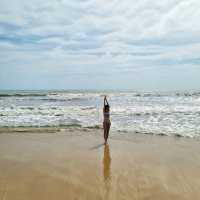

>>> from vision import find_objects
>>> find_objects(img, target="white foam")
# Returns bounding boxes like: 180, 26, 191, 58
0, 91, 200, 137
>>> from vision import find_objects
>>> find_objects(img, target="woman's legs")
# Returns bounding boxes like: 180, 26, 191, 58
103, 122, 107, 143
105, 123, 111, 143
103, 121, 111, 144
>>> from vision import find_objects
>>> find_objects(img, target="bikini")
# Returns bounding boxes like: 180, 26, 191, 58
104, 112, 111, 124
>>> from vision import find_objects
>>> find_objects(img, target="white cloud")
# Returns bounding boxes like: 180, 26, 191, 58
0, 0, 200, 89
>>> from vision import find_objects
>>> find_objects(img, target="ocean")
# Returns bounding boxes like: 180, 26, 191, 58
0, 90, 200, 138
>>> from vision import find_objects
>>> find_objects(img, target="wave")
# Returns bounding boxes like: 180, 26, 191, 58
0, 123, 83, 132
20, 107, 35, 110
81, 106, 96, 110
40, 98, 67, 102
116, 130, 197, 138
130, 92, 200, 97
40, 97, 83, 102
84, 125, 102, 129
0, 93, 47, 97
0, 124, 198, 138
1, 91, 200, 99
129, 111, 200, 117
0, 123, 105, 133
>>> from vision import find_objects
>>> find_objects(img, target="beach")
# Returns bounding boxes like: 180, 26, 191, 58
0, 129, 200, 200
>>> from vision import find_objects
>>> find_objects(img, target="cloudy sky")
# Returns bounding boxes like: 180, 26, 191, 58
0, 0, 200, 90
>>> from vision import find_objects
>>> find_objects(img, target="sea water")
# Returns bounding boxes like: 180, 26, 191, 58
0, 90, 200, 137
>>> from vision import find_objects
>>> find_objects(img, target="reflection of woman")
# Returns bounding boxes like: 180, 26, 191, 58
103, 144, 111, 200
103, 96, 111, 144
103, 144, 111, 181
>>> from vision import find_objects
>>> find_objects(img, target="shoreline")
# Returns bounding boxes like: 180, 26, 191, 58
0, 125, 199, 137
0, 126, 200, 141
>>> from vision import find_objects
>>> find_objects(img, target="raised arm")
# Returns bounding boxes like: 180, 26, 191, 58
104, 96, 109, 106
104, 96, 106, 107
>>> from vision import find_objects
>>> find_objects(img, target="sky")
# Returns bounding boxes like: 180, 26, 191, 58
0, 0, 200, 91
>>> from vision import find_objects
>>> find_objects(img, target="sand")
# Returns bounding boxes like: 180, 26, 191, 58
0, 130, 200, 200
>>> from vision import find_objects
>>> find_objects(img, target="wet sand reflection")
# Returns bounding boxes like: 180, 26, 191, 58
103, 144, 111, 199
103, 144, 111, 181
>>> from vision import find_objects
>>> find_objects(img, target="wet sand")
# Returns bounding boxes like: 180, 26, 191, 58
0, 130, 200, 200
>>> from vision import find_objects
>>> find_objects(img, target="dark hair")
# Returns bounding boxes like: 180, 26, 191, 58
104, 105, 110, 111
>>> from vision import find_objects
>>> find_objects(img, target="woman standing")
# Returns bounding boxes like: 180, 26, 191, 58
103, 96, 111, 144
